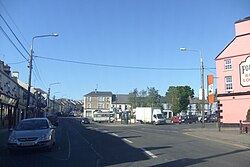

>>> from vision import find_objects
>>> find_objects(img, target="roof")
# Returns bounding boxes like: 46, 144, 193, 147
112, 94, 129, 104
85, 91, 113, 97
235, 16, 250, 24
215, 32, 250, 60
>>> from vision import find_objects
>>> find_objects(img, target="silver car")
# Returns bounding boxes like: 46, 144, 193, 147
8, 118, 56, 152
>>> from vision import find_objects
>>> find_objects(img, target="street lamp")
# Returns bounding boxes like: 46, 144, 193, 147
26, 33, 59, 118
180, 47, 205, 128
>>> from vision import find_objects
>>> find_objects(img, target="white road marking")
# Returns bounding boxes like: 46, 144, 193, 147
102, 130, 109, 133
122, 138, 133, 144
111, 133, 119, 137
141, 148, 158, 158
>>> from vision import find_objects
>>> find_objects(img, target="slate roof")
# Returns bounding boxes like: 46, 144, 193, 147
112, 94, 129, 104
85, 91, 112, 97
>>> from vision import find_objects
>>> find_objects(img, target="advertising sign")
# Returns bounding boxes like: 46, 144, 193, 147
207, 75, 214, 103
240, 56, 250, 87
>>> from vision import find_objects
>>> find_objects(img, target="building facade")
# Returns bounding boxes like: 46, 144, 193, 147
83, 91, 113, 117
215, 16, 250, 123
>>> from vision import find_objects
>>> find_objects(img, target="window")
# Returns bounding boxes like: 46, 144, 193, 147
106, 103, 110, 109
225, 76, 233, 91
224, 59, 232, 70
87, 96, 91, 102
106, 97, 110, 102
98, 97, 103, 102
87, 103, 91, 108
98, 103, 103, 109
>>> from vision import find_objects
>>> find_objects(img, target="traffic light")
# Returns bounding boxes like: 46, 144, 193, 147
216, 100, 223, 119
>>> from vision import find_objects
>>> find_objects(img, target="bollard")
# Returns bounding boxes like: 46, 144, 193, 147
246, 126, 248, 133
240, 120, 242, 134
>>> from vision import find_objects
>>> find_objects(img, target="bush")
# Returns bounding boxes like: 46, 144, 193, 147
246, 109, 250, 121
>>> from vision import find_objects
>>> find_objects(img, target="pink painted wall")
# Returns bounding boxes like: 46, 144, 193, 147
216, 18, 250, 123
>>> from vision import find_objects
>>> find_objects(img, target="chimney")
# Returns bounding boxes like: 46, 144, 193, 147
12, 71, 19, 79
4, 64, 11, 76
235, 16, 250, 36
0, 60, 4, 71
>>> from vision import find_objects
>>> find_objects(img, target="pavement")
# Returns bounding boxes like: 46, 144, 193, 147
184, 126, 250, 149
0, 128, 9, 150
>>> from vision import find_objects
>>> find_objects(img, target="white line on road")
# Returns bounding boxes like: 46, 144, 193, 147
141, 148, 158, 159
122, 138, 133, 144
111, 133, 119, 137
102, 130, 109, 133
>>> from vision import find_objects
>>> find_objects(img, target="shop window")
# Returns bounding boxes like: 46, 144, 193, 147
225, 76, 233, 91
224, 59, 232, 70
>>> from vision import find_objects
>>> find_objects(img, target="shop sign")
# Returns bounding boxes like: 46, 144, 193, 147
0, 94, 17, 106
240, 56, 250, 87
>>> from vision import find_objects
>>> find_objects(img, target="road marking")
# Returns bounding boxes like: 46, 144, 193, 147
184, 132, 250, 149
102, 130, 109, 133
111, 133, 119, 137
141, 148, 157, 158
122, 138, 133, 144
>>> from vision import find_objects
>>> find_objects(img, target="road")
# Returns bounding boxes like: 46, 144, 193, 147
1, 117, 250, 167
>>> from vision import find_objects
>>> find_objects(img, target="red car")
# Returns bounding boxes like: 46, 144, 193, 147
172, 117, 179, 123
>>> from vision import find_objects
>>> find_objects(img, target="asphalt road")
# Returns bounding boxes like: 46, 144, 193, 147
1, 118, 250, 167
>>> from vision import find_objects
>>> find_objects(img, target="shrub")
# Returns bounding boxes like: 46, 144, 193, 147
246, 108, 250, 121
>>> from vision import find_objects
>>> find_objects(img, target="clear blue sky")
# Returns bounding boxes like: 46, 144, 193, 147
0, 0, 250, 100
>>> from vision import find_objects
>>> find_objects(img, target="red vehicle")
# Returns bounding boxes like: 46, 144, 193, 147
172, 117, 179, 123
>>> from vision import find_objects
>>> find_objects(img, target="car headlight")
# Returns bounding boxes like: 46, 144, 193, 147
39, 134, 51, 141
8, 136, 17, 143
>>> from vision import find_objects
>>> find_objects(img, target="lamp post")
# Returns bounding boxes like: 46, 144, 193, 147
180, 47, 205, 128
26, 33, 59, 118
47, 82, 60, 116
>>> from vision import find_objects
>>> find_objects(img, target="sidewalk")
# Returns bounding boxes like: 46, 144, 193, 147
184, 127, 250, 149
0, 128, 9, 149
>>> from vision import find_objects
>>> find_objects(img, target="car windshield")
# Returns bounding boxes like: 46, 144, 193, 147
15, 120, 49, 131
157, 114, 163, 119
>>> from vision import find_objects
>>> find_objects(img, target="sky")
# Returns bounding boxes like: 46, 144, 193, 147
0, 0, 250, 100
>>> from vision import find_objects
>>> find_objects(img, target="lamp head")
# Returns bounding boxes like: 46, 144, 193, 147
180, 47, 187, 51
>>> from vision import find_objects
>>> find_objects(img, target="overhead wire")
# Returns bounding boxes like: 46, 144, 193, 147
0, 26, 29, 62
36, 55, 216, 71
0, 11, 48, 88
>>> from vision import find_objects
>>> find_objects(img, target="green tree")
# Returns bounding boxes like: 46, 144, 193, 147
165, 86, 194, 115
128, 89, 139, 109
146, 87, 161, 108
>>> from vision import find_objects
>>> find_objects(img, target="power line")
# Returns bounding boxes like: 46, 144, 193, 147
0, 14, 30, 57
0, 26, 29, 61
0, 1, 29, 46
36, 55, 216, 71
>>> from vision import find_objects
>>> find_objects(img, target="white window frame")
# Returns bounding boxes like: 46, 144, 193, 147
87, 103, 91, 109
224, 59, 232, 71
106, 97, 110, 102
225, 76, 233, 91
98, 103, 103, 109
98, 96, 103, 102
87, 96, 91, 102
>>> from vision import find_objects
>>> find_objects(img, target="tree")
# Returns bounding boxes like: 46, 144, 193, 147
246, 108, 250, 121
128, 89, 139, 109
165, 86, 194, 115
146, 87, 161, 108
138, 89, 147, 107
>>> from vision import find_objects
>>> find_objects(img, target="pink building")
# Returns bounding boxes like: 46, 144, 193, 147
215, 16, 250, 124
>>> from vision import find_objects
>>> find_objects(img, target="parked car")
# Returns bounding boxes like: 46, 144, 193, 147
172, 117, 179, 123
207, 114, 218, 122
81, 117, 90, 124
8, 118, 56, 152
47, 115, 59, 126
180, 115, 198, 124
